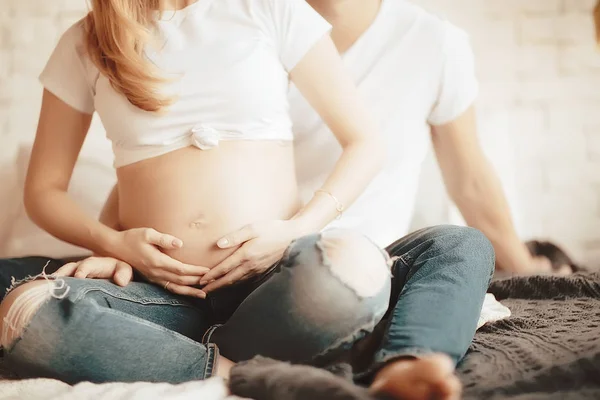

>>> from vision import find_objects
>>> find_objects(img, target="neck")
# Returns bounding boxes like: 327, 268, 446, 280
307, 0, 381, 53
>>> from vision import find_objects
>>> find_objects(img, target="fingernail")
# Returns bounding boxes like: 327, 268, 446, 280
198, 291, 207, 299
172, 239, 183, 248
199, 280, 207, 285
217, 238, 229, 248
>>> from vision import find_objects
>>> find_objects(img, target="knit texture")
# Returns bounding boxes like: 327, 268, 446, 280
458, 272, 600, 400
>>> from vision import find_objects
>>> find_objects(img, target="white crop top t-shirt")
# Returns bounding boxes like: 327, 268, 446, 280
39, 0, 331, 168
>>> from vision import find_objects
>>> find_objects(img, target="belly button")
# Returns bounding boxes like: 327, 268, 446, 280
189, 217, 207, 229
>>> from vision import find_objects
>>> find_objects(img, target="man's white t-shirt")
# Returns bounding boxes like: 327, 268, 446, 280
291, 0, 478, 248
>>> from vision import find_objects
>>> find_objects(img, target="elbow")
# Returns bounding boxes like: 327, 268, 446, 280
23, 182, 55, 226
23, 184, 41, 223
447, 176, 485, 207
349, 136, 387, 175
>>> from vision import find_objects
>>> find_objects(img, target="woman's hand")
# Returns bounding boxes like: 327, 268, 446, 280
55, 257, 134, 287
200, 220, 306, 292
110, 227, 209, 298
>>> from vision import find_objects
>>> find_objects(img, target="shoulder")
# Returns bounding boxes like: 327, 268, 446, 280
57, 18, 88, 49
52, 17, 95, 66
382, 1, 470, 52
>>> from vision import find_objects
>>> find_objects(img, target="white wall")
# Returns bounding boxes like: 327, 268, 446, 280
1, 0, 599, 266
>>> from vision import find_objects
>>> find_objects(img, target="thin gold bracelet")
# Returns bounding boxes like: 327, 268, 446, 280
315, 189, 345, 219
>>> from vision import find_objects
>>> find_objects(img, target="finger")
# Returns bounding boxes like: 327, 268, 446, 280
54, 262, 79, 277
86, 259, 121, 280
217, 224, 258, 249
153, 269, 207, 286
74, 259, 98, 279
203, 267, 250, 293
159, 281, 206, 299
152, 253, 210, 276
143, 228, 184, 249
199, 250, 244, 284
114, 262, 134, 287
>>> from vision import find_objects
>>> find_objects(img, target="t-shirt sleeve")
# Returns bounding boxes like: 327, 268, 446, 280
39, 21, 96, 114
427, 22, 478, 126
267, 0, 332, 72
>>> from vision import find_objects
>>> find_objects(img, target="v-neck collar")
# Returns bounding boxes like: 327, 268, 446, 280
340, 0, 390, 60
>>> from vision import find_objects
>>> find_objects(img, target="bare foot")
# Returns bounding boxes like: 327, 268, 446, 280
215, 355, 236, 379
370, 354, 462, 400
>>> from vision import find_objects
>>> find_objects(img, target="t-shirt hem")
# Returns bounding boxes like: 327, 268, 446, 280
39, 74, 95, 115
427, 82, 478, 126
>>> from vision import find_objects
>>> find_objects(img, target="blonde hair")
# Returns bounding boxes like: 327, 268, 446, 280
84, 0, 172, 112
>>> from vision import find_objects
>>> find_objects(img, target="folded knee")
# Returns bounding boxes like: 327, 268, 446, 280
455, 227, 495, 278
317, 229, 391, 298
427, 225, 495, 279
0, 280, 61, 350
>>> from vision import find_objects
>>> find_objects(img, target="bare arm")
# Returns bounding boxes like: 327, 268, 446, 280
289, 35, 386, 233
201, 34, 385, 290
25, 90, 210, 296
432, 106, 537, 274
24, 90, 120, 255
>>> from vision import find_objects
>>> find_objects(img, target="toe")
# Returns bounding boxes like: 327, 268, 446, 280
437, 375, 462, 400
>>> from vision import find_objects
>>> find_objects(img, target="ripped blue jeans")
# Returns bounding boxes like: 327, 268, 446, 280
0, 230, 391, 384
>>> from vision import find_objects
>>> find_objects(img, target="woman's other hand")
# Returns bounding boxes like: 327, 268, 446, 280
55, 257, 134, 286
110, 228, 209, 298
200, 220, 305, 292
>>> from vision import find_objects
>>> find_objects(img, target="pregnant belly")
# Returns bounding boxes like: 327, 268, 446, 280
117, 142, 301, 268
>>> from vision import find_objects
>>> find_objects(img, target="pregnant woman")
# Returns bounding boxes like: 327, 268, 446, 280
0, 0, 391, 384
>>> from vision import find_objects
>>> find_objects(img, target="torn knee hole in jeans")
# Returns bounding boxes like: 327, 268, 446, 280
1, 263, 70, 350
317, 230, 392, 298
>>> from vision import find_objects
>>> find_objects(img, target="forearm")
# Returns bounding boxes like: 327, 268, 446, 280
25, 188, 118, 256
99, 184, 121, 230
449, 165, 535, 274
293, 140, 384, 234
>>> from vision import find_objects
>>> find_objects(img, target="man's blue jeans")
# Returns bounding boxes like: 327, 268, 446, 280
0, 225, 493, 383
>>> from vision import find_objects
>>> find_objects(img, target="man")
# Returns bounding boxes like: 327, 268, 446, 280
294, 0, 538, 276
0, 1, 537, 399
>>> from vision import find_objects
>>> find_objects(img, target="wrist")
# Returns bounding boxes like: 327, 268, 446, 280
286, 217, 315, 239
497, 241, 536, 274
94, 226, 122, 257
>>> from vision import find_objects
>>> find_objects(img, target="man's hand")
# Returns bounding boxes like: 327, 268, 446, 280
55, 257, 134, 286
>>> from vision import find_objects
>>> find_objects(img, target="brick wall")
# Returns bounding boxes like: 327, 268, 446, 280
1, 0, 599, 267
412, 0, 600, 268
0, 0, 94, 162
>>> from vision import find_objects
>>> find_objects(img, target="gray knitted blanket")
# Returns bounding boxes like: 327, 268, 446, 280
458, 272, 600, 400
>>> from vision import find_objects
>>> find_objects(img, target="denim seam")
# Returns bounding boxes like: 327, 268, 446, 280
6, 273, 194, 308
78, 299, 209, 348
202, 324, 222, 344
395, 254, 412, 270
70, 286, 194, 308
204, 343, 219, 379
